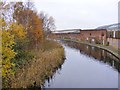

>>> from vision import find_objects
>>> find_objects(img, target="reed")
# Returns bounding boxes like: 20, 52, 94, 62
10, 40, 65, 88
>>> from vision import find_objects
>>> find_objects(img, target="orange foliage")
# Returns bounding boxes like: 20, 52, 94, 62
14, 9, 44, 43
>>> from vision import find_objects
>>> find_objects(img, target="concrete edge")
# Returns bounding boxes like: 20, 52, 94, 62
62, 39, 120, 60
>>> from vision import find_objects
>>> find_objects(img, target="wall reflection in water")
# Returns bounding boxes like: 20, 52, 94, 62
62, 41, 120, 73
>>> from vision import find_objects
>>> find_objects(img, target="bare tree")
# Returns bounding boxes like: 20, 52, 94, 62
0, 2, 15, 23
24, 1, 35, 10
39, 12, 56, 37
48, 16, 56, 31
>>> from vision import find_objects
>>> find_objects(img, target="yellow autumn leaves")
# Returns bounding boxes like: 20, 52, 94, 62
1, 19, 26, 79
2, 30, 16, 78
1, 2, 46, 87
9, 23, 26, 41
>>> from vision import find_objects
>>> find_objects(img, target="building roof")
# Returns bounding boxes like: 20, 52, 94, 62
52, 29, 81, 34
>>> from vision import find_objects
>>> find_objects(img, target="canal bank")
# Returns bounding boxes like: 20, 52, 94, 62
61, 39, 120, 60
9, 40, 65, 88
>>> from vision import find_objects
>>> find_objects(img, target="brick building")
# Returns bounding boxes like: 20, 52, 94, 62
52, 29, 107, 45
50, 29, 120, 49
78, 29, 107, 45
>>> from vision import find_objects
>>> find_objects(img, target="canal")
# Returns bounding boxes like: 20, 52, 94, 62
43, 41, 120, 88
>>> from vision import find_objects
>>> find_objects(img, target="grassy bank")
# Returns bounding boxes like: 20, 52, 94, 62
8, 40, 65, 88
62, 38, 120, 60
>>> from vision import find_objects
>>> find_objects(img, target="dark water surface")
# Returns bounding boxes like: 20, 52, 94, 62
44, 41, 120, 88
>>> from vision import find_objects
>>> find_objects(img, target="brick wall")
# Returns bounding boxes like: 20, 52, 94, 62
51, 29, 120, 50
52, 29, 107, 45
78, 29, 107, 45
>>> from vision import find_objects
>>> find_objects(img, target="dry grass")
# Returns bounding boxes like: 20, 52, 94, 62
10, 40, 65, 88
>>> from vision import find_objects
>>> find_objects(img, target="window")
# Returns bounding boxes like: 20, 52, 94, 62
90, 33, 91, 36
101, 33, 104, 36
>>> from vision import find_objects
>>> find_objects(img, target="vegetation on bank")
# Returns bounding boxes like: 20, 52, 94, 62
11, 40, 65, 88
1, 2, 64, 88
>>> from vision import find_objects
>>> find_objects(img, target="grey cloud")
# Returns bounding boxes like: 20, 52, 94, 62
35, 0, 119, 30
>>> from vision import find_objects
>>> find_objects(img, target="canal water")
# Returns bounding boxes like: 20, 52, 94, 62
43, 41, 120, 88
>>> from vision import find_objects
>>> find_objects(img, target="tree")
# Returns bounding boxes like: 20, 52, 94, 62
13, 2, 24, 22
9, 22, 26, 41
1, 19, 16, 85
2, 30, 16, 78
0, 2, 15, 23
47, 16, 56, 31
13, 7, 44, 48
39, 12, 56, 37
24, 1, 35, 10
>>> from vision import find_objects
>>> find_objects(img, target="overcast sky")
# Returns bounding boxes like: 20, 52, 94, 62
34, 0, 119, 30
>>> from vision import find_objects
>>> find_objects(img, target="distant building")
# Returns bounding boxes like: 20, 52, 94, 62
51, 29, 120, 49
78, 29, 107, 45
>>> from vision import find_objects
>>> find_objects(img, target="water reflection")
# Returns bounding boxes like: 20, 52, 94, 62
62, 41, 120, 73
43, 41, 119, 88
